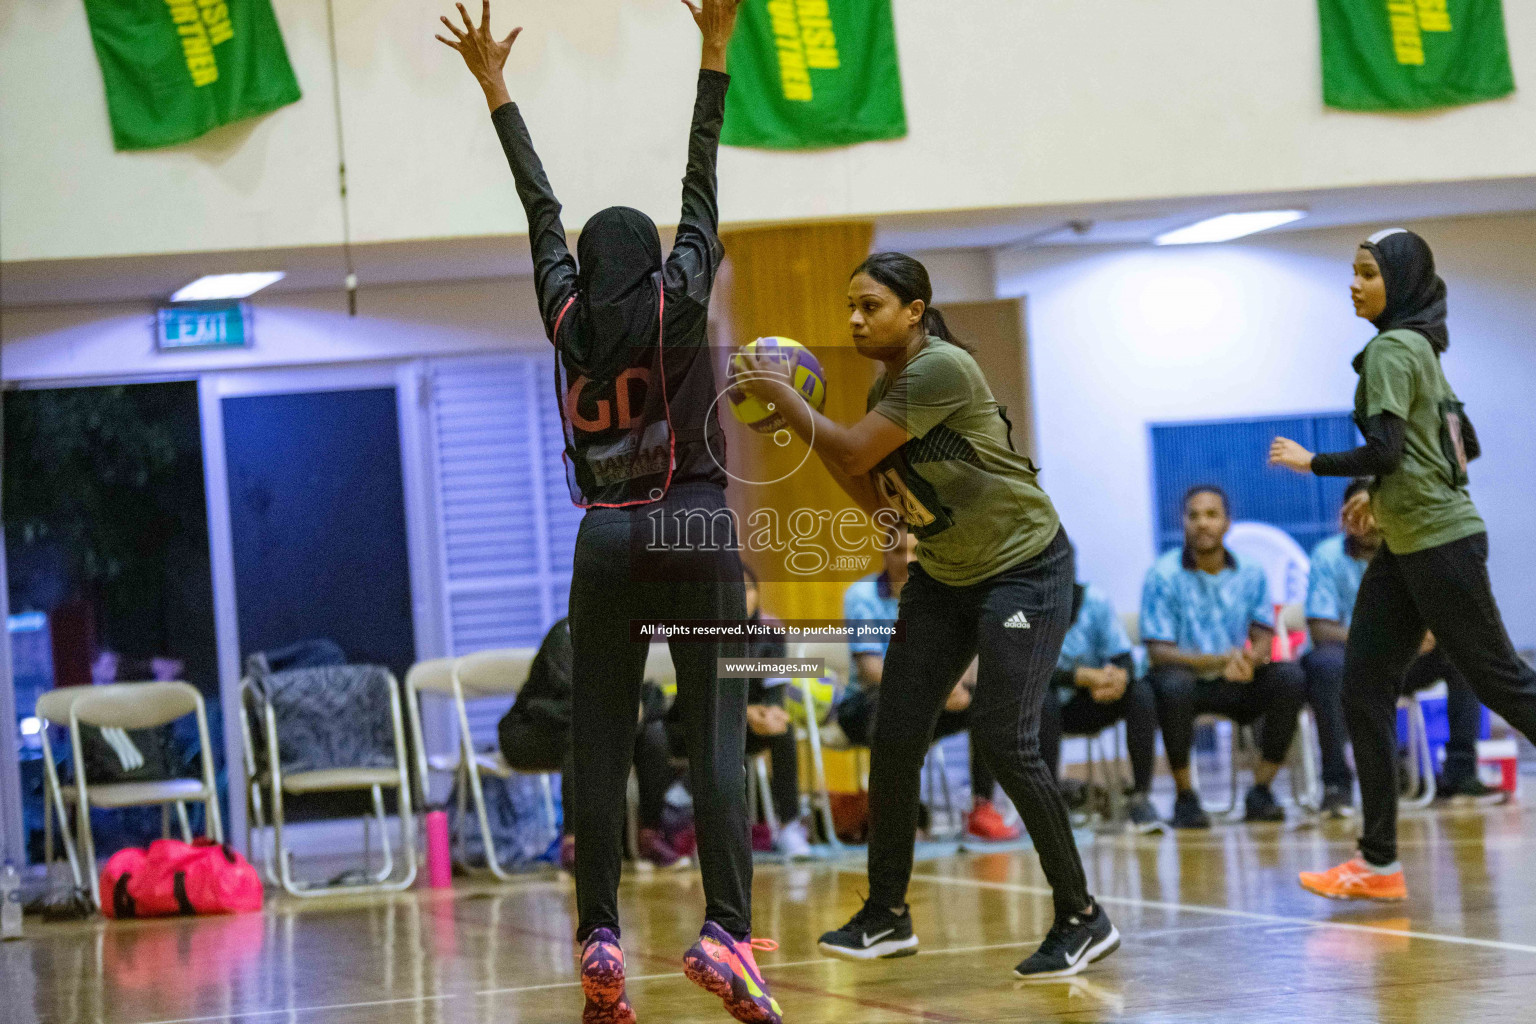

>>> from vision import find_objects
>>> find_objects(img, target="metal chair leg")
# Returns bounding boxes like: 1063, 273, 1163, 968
794, 683, 842, 851
369, 785, 395, 883
1401, 697, 1436, 809
755, 755, 780, 842
539, 773, 558, 838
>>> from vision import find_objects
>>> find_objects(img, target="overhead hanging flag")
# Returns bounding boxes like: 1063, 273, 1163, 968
1317, 0, 1515, 110
82, 0, 303, 151
721, 0, 906, 150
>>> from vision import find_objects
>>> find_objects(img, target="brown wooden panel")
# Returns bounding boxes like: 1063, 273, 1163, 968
940, 297, 1034, 460
718, 223, 876, 624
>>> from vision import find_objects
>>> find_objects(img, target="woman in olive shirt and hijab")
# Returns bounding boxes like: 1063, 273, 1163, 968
1271, 228, 1536, 901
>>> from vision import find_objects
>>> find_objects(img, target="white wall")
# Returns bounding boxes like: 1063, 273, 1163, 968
1, 277, 551, 383
999, 214, 1536, 647
7, 2, 1536, 262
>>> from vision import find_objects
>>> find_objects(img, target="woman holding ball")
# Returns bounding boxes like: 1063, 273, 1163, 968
439, 4, 784, 1023
1270, 228, 1536, 901
738, 252, 1118, 979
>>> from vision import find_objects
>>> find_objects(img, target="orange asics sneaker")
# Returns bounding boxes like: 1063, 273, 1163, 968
683, 921, 784, 1024
966, 800, 1022, 842
1299, 857, 1407, 902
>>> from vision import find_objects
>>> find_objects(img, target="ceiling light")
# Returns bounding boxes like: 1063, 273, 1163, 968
1154, 210, 1306, 246
170, 272, 285, 302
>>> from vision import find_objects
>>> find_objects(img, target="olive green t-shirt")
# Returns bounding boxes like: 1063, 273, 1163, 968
1355, 329, 1484, 554
868, 337, 1060, 586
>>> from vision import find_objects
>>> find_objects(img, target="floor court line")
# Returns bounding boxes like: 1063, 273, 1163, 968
876, 869, 1536, 955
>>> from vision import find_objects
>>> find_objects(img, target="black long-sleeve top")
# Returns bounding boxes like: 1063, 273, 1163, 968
489, 70, 730, 344
1310, 413, 1407, 477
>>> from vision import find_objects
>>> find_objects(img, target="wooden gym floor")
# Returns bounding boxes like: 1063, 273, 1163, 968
9, 803, 1536, 1024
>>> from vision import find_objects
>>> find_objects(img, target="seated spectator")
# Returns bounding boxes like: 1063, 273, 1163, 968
838, 532, 1021, 843
1142, 485, 1307, 828
1039, 578, 1163, 832
497, 618, 688, 870
738, 567, 815, 858
1303, 480, 1502, 815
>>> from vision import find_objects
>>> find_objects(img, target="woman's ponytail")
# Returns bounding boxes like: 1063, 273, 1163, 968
851, 252, 973, 353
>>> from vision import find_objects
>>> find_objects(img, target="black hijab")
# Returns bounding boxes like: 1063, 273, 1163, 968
1362, 228, 1449, 354
565, 206, 665, 369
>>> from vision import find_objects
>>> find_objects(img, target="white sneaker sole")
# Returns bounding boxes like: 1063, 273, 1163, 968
1013, 926, 1120, 979
818, 934, 920, 961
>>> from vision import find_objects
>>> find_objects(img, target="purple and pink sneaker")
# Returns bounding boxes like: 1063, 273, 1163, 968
683, 921, 784, 1024
579, 928, 636, 1024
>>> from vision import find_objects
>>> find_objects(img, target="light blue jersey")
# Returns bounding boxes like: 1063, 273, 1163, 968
1306, 534, 1369, 629
1140, 547, 1272, 658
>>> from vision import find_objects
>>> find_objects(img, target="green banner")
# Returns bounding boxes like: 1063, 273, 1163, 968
1318, 0, 1515, 110
83, 0, 302, 151
722, 0, 906, 150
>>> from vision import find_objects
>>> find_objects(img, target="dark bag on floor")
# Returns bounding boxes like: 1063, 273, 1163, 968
445, 771, 562, 871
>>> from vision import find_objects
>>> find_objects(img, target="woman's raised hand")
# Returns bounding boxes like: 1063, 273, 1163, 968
437, 1, 522, 107
682, 0, 741, 72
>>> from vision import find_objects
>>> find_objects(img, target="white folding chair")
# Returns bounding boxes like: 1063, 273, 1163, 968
1399, 692, 1437, 808
405, 648, 555, 879
248, 669, 417, 897
68, 682, 224, 908
34, 687, 99, 890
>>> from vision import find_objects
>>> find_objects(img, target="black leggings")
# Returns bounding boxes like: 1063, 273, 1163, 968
499, 719, 675, 834
1303, 643, 1483, 792
1345, 532, 1536, 866
1148, 661, 1307, 774
745, 686, 801, 824
865, 529, 1091, 921
568, 483, 751, 941
836, 684, 1000, 800
1039, 676, 1160, 794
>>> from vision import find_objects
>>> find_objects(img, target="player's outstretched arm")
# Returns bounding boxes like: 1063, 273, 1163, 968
682, 0, 741, 73
436, 1, 521, 111
666, 1, 741, 312
439, 2, 575, 341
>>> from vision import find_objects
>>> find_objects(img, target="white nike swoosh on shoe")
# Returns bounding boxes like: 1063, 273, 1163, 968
1064, 936, 1092, 965
861, 928, 895, 947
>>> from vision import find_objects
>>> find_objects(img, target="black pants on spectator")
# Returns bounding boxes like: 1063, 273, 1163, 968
836, 686, 1000, 801
568, 483, 751, 942
745, 685, 801, 824
1303, 642, 1482, 792
1345, 532, 1536, 866
865, 529, 1090, 921
500, 718, 676, 835
1148, 661, 1307, 775
1039, 677, 1159, 793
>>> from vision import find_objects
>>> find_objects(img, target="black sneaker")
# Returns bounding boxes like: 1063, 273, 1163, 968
1171, 790, 1210, 830
818, 899, 919, 960
1320, 785, 1354, 818
1126, 794, 1166, 834
1244, 784, 1285, 822
1013, 900, 1120, 979
1435, 775, 1508, 806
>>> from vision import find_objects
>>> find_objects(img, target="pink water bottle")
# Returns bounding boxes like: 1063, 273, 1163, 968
424, 811, 453, 889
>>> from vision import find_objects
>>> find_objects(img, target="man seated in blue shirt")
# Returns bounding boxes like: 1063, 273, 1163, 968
1142, 486, 1307, 828
1303, 479, 1500, 816
839, 532, 1021, 843
1039, 578, 1163, 832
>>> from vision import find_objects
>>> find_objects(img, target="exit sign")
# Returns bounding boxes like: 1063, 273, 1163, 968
156, 301, 250, 351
